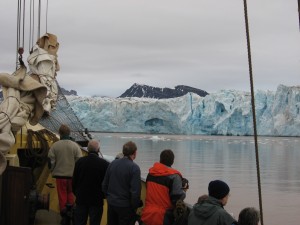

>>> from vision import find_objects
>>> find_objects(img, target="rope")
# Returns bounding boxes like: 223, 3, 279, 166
55, 83, 88, 134
242, 1, 264, 225
16, 0, 26, 69
46, 0, 49, 33
0, 95, 23, 125
26, 130, 48, 167
44, 113, 84, 138
29, 0, 35, 53
32, 0, 35, 51
29, 0, 32, 52
22, 0, 25, 49
25, 129, 59, 169
298, 0, 300, 31
37, 0, 41, 41
16, 0, 21, 70
0, 112, 13, 125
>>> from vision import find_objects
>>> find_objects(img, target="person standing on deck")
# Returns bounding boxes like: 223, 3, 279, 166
48, 124, 82, 223
188, 180, 238, 225
72, 139, 109, 225
141, 149, 188, 225
102, 141, 142, 225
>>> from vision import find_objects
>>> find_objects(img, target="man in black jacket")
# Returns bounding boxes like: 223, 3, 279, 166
73, 139, 109, 225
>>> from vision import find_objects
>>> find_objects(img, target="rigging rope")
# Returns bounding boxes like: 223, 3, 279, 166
29, 0, 35, 53
16, 0, 21, 70
29, 0, 32, 52
37, 0, 41, 41
56, 84, 88, 133
22, 0, 25, 49
17, 0, 46, 62
298, 0, 300, 31
242, 1, 264, 225
46, 0, 49, 33
26, 129, 58, 168
16, 0, 27, 68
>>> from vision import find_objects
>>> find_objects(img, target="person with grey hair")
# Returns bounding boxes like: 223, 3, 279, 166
102, 141, 142, 225
73, 139, 109, 225
238, 207, 260, 225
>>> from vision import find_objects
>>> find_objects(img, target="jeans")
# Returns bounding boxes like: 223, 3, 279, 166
74, 204, 103, 225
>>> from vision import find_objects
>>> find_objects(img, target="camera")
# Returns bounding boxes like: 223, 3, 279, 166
182, 177, 189, 189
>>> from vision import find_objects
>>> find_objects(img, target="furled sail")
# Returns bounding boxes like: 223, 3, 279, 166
28, 33, 60, 113
0, 33, 59, 175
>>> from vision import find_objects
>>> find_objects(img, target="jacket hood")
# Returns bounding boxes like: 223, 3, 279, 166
149, 162, 182, 177
193, 197, 223, 218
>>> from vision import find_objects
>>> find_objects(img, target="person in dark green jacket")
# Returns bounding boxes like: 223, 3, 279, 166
188, 180, 238, 225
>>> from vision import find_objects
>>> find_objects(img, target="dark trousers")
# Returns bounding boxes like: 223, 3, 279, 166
107, 205, 137, 225
74, 204, 103, 225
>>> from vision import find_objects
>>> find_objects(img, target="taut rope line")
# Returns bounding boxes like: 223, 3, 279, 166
46, 0, 49, 33
38, 0, 41, 41
242, 1, 264, 225
29, 0, 35, 52
16, 0, 22, 69
298, 0, 300, 31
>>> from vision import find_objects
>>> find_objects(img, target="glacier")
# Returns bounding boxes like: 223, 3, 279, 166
67, 84, 300, 136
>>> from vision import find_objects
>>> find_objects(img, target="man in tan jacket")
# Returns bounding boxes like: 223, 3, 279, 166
48, 124, 82, 223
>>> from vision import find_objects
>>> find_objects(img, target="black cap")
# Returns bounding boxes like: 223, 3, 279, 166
208, 180, 230, 199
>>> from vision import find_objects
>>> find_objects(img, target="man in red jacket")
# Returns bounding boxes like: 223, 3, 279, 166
141, 149, 187, 225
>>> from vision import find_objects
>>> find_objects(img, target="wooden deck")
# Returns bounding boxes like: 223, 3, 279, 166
34, 210, 61, 225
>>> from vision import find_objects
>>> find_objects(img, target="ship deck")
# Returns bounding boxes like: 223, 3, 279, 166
35, 210, 61, 225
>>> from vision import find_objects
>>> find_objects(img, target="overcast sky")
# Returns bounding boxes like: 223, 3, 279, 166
0, 0, 299, 97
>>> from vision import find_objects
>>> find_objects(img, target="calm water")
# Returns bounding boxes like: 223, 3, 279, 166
93, 132, 300, 225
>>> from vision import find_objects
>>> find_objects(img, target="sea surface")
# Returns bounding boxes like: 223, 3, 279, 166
93, 132, 300, 225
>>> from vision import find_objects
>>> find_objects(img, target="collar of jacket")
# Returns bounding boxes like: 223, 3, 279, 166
60, 136, 72, 140
88, 151, 99, 156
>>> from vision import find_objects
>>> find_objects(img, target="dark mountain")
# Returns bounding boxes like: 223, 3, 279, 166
119, 83, 209, 99
60, 87, 77, 96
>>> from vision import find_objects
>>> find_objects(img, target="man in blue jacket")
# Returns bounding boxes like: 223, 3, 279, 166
102, 141, 141, 225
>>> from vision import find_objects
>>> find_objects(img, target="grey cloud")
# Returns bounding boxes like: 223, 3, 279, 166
0, 0, 299, 97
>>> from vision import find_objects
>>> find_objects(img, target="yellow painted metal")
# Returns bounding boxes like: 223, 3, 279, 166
5, 122, 148, 224
38, 172, 147, 225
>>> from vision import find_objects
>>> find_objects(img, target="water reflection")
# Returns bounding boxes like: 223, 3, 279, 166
95, 133, 300, 225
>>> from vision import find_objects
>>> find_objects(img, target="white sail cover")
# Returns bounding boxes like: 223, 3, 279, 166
28, 33, 60, 112
0, 33, 59, 175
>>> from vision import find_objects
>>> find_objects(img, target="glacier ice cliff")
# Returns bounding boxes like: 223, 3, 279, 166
67, 85, 300, 136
